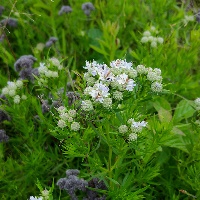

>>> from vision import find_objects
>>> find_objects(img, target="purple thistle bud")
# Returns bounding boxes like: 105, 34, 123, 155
82, 2, 95, 16
41, 100, 50, 114
66, 91, 80, 106
0, 129, 9, 143
45, 37, 58, 48
19, 68, 34, 81
0, 33, 5, 42
14, 55, 37, 72
58, 5, 72, 15
0, 6, 5, 16
0, 109, 11, 122
66, 169, 80, 177
31, 67, 39, 77
0, 18, 18, 27
57, 169, 88, 200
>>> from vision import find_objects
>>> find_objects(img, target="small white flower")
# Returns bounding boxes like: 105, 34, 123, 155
151, 82, 163, 93
81, 100, 94, 111
21, 95, 27, 100
57, 106, 66, 113
116, 73, 128, 85
157, 37, 164, 44
86, 77, 96, 86
89, 83, 110, 103
41, 189, 49, 199
194, 98, 200, 107
128, 133, 138, 141
141, 36, 149, 43
102, 97, 112, 109
136, 65, 147, 74
110, 59, 132, 70
52, 71, 58, 78
60, 112, 70, 120
126, 79, 136, 91
49, 57, 60, 67
151, 41, 157, 48
113, 91, 123, 100
14, 95, 20, 104
68, 109, 77, 117
38, 63, 48, 74
71, 122, 80, 131
119, 125, 128, 134
128, 69, 137, 79
153, 68, 162, 76
45, 70, 53, 77
147, 71, 162, 82
2, 87, 9, 95
7, 81, 17, 90
16, 80, 23, 88
8, 89, 16, 97
127, 118, 135, 124
143, 31, 151, 37
150, 26, 156, 32
29, 196, 43, 200
148, 36, 154, 42
131, 121, 147, 133
57, 119, 66, 128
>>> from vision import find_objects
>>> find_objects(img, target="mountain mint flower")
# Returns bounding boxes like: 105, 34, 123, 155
57, 106, 66, 113
14, 95, 20, 104
103, 98, 112, 109
68, 109, 77, 118
21, 95, 27, 100
194, 98, 200, 110
15, 80, 23, 88
71, 122, 80, 131
113, 91, 123, 100
88, 82, 109, 103
8, 89, 16, 97
136, 65, 147, 74
29, 196, 43, 200
147, 71, 162, 82
131, 121, 148, 133
81, 100, 94, 111
151, 82, 163, 92
151, 41, 157, 48
118, 125, 128, 134
143, 31, 151, 37
141, 36, 149, 43
128, 133, 138, 141
58, 119, 67, 128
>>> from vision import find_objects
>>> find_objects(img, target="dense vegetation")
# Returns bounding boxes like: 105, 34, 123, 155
0, 0, 200, 199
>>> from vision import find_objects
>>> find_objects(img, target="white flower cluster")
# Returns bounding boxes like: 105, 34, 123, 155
194, 98, 200, 110
136, 65, 163, 93
29, 196, 42, 200
82, 59, 137, 109
1, 80, 27, 104
57, 106, 80, 131
37, 57, 63, 86
183, 15, 194, 25
118, 118, 148, 142
141, 26, 164, 48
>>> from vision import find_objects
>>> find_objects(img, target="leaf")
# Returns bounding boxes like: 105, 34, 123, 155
173, 100, 195, 124
153, 97, 172, 123
106, 176, 120, 186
